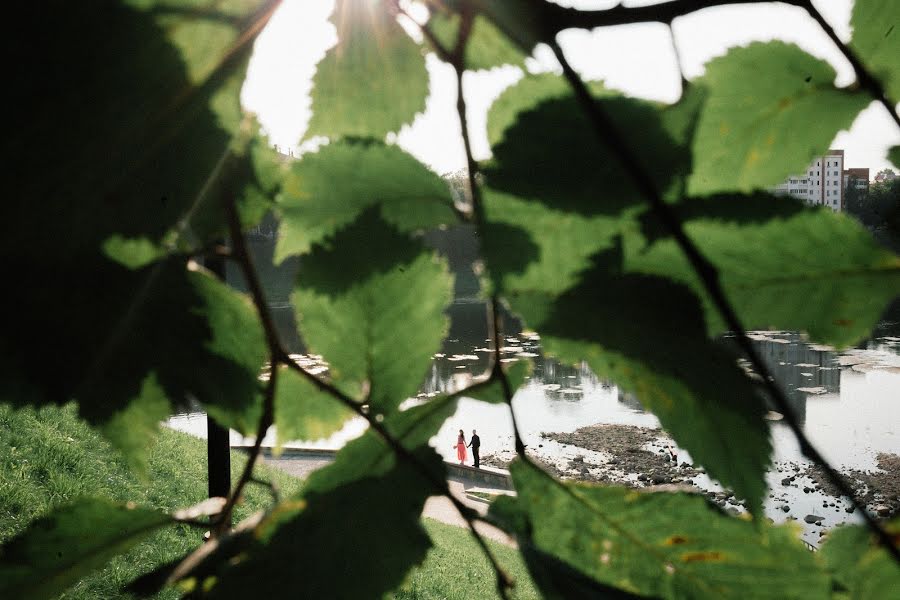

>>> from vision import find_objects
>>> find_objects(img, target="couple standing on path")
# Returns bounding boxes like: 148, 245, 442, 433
455, 429, 480, 468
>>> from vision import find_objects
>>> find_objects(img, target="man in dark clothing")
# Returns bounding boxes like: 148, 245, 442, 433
467, 430, 481, 468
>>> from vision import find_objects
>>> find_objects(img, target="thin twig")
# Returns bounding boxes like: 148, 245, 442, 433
487, 296, 526, 456
446, 11, 526, 458
224, 194, 284, 355
395, 2, 455, 63
279, 355, 513, 597
801, 0, 900, 129
668, 25, 689, 92
217, 364, 276, 534
548, 39, 900, 563
248, 475, 281, 504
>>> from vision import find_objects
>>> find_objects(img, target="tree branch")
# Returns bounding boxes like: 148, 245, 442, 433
539, 0, 804, 33
224, 195, 285, 357
279, 354, 513, 598
801, 0, 900, 129
548, 39, 900, 563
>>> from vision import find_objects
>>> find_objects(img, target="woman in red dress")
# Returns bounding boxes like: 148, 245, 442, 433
455, 429, 467, 464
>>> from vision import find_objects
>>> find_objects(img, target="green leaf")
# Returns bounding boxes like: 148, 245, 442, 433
208, 449, 442, 599
1, 259, 267, 470
889, 145, 900, 170
4, 1, 269, 265
274, 365, 353, 446
304, 394, 460, 496
292, 212, 454, 413
305, 0, 428, 140
689, 42, 869, 195
630, 194, 900, 347
0, 498, 171, 600
484, 77, 704, 215
1, 1, 272, 464
101, 375, 171, 474
177, 128, 285, 250
482, 189, 770, 512
482, 188, 623, 295
486, 74, 583, 147
463, 361, 532, 404
275, 140, 456, 261
517, 544, 648, 600
851, 0, 900, 103
493, 460, 830, 599
303, 364, 531, 496
427, 12, 526, 70
464, 0, 546, 54
530, 252, 771, 515
819, 519, 900, 600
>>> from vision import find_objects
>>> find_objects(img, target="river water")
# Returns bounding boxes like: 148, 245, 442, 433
168, 300, 900, 545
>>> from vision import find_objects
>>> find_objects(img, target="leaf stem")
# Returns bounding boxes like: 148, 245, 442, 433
548, 38, 900, 563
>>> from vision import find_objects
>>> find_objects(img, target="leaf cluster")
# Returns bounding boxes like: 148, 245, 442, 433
1, 0, 899, 598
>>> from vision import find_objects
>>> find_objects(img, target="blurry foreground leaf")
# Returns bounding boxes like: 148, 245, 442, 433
819, 519, 900, 600
209, 449, 442, 599
850, 0, 900, 102
689, 42, 868, 194
428, 11, 526, 70
632, 194, 900, 347
485, 79, 702, 215
293, 213, 453, 413
493, 460, 829, 599
305, 0, 428, 139
276, 140, 455, 260
532, 256, 771, 515
274, 365, 353, 446
0, 499, 170, 600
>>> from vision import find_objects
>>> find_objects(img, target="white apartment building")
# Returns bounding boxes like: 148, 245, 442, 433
773, 150, 845, 212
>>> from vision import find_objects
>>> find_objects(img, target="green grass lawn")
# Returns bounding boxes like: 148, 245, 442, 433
0, 404, 537, 599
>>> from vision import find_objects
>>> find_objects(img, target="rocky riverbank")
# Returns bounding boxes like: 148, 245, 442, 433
483, 423, 900, 526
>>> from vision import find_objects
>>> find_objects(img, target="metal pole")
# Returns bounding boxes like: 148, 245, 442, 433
207, 415, 232, 500
205, 246, 232, 524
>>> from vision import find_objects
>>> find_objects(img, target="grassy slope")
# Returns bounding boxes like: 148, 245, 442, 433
0, 405, 537, 599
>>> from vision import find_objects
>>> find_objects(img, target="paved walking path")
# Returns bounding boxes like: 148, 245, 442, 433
260, 452, 515, 547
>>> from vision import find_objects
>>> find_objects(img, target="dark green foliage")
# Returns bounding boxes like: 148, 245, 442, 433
851, 0, 900, 102
631, 194, 900, 346
493, 460, 830, 599
2, 0, 900, 598
276, 140, 456, 260
819, 518, 900, 600
209, 450, 443, 600
0, 499, 171, 600
689, 42, 869, 195
293, 212, 454, 413
484, 78, 702, 215
428, 12, 526, 70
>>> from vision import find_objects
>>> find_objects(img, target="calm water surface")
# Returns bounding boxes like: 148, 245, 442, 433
168, 302, 900, 544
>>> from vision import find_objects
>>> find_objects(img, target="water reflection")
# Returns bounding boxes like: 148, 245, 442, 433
745, 331, 842, 426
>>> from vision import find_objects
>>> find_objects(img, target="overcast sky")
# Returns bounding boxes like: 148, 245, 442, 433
241, 0, 900, 177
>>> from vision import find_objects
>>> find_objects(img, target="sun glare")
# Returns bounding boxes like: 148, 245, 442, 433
242, 0, 899, 174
